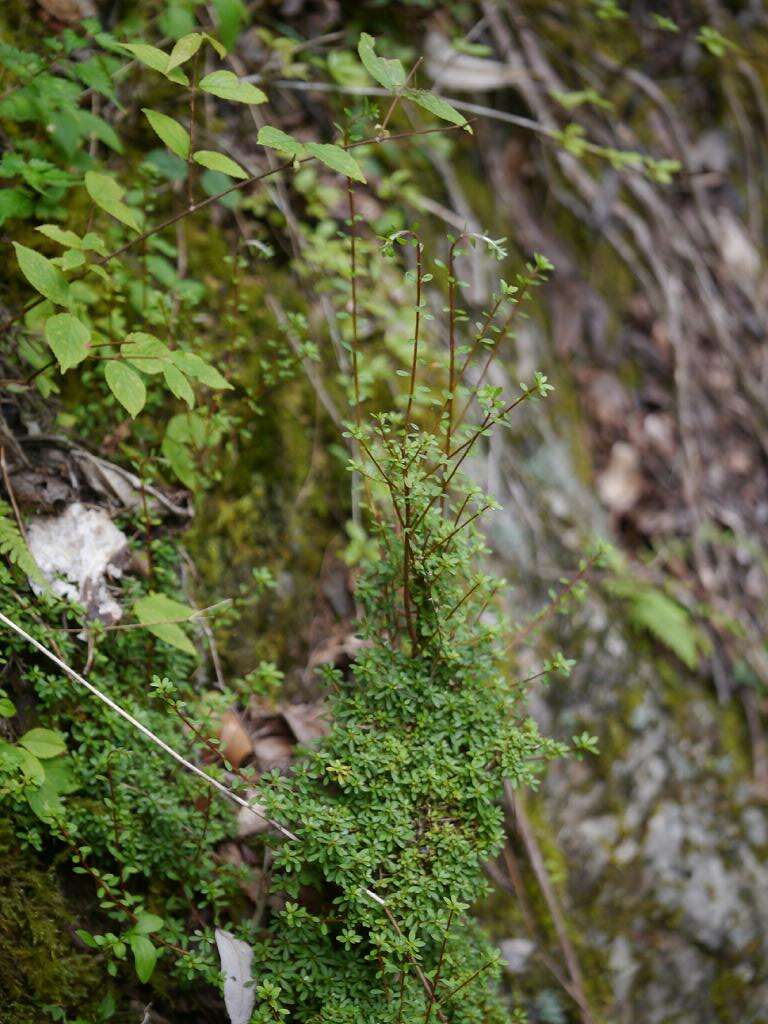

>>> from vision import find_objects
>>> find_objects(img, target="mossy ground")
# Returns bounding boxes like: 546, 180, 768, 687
0, 826, 106, 1023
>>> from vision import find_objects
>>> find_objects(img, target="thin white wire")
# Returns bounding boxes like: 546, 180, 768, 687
0, 608, 385, 906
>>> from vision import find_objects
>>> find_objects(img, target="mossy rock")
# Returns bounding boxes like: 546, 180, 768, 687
0, 824, 106, 1023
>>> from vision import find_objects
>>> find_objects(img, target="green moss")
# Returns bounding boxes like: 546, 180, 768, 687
0, 825, 106, 1024
709, 966, 750, 1021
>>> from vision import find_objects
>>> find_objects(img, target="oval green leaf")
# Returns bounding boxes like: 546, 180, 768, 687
130, 934, 159, 983
45, 313, 90, 372
305, 142, 366, 183
192, 150, 248, 179
257, 125, 306, 159
84, 171, 142, 233
166, 32, 202, 72
357, 33, 406, 91
13, 243, 70, 306
142, 109, 191, 159
404, 89, 472, 132
119, 42, 189, 85
19, 727, 67, 759
199, 70, 266, 104
104, 361, 147, 418
163, 364, 194, 407
134, 593, 196, 655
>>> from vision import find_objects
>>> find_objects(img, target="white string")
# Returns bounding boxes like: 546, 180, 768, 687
0, 608, 386, 906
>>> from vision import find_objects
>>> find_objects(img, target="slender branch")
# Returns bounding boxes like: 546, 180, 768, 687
0, 607, 387, 908
0, 123, 465, 337
0, 447, 27, 543
423, 909, 454, 1023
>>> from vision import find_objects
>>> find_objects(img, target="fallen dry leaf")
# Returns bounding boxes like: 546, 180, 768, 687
37, 0, 96, 23
218, 710, 253, 768
282, 702, 330, 745
237, 790, 272, 839
597, 442, 643, 515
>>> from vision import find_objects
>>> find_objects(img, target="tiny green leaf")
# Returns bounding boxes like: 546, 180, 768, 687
357, 33, 406, 91
142, 109, 190, 159
193, 150, 248, 179
305, 142, 366, 183
13, 243, 70, 306
19, 727, 66, 759
45, 313, 90, 372
104, 361, 146, 418
199, 70, 266, 104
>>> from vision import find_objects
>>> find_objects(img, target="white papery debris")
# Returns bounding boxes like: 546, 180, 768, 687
26, 502, 129, 623
215, 928, 255, 1024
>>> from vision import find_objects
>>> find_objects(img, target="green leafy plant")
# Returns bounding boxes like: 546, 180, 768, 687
0, 16, 600, 1022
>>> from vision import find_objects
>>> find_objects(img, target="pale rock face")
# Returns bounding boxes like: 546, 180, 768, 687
26, 502, 129, 624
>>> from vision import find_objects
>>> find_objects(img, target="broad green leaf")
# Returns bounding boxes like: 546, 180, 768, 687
162, 435, 196, 489
166, 32, 202, 72
57, 250, 86, 272
26, 755, 78, 821
36, 224, 84, 249
306, 142, 366, 183
104, 361, 146, 417
609, 580, 709, 669
9, 746, 45, 786
163, 364, 194, 407
19, 727, 66, 759
84, 171, 141, 233
404, 89, 471, 132
45, 313, 90, 372
626, 589, 703, 668
171, 351, 232, 389
134, 592, 196, 655
357, 33, 406, 91
328, 50, 369, 88
130, 934, 158, 983
0, 693, 16, 717
73, 109, 123, 154
133, 913, 164, 935
121, 332, 170, 374
167, 410, 207, 446
0, 187, 33, 225
193, 150, 248, 179
257, 125, 306, 159
73, 54, 119, 101
119, 42, 189, 85
13, 243, 70, 306
142, 109, 190, 159
212, 0, 246, 50
202, 33, 227, 58
38, 227, 109, 256
199, 70, 266, 104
